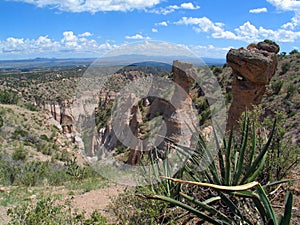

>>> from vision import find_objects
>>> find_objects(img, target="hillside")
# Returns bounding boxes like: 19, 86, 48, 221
0, 48, 299, 224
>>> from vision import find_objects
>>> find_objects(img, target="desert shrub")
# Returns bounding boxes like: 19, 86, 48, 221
0, 89, 19, 105
39, 134, 50, 141
109, 188, 173, 225
35, 141, 52, 155
17, 161, 48, 186
12, 129, 28, 139
0, 154, 18, 185
225, 92, 232, 105
46, 165, 69, 186
65, 156, 86, 180
280, 62, 291, 75
289, 49, 299, 55
213, 66, 223, 75
12, 145, 27, 161
271, 80, 284, 94
286, 84, 297, 99
279, 52, 286, 58
7, 197, 107, 225
0, 115, 3, 129
258, 112, 299, 182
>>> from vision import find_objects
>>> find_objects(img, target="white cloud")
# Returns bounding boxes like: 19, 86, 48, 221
79, 32, 93, 37
156, 21, 168, 26
191, 44, 232, 58
175, 16, 300, 43
267, 0, 300, 29
0, 31, 115, 59
281, 13, 300, 30
152, 28, 158, 33
249, 7, 268, 13
61, 31, 79, 48
175, 17, 220, 32
180, 2, 200, 10
9, 0, 161, 13
146, 2, 200, 15
125, 34, 150, 40
105, 41, 196, 58
266, 0, 300, 11
234, 21, 259, 41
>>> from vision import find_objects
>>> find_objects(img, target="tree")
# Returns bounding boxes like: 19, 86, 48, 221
0, 115, 3, 129
289, 49, 299, 55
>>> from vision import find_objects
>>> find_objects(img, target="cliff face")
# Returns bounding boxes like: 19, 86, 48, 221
124, 60, 197, 165
226, 40, 279, 129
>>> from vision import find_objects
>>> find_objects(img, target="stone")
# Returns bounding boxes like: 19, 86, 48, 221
226, 40, 279, 130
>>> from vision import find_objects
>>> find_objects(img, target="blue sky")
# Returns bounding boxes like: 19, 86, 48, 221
0, 0, 299, 60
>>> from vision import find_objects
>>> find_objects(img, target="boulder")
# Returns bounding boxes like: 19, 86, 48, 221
226, 40, 279, 130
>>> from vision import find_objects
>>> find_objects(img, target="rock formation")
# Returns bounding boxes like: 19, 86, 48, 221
43, 100, 74, 134
226, 40, 279, 130
146, 60, 197, 154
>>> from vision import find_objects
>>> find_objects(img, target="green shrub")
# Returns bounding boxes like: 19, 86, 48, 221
280, 62, 291, 75
12, 145, 27, 161
213, 66, 223, 75
0, 154, 18, 185
12, 129, 28, 139
17, 161, 48, 186
286, 84, 297, 99
109, 188, 172, 224
0, 115, 3, 129
65, 156, 86, 180
289, 49, 299, 55
40, 134, 50, 141
0, 89, 19, 105
271, 80, 284, 94
7, 197, 107, 225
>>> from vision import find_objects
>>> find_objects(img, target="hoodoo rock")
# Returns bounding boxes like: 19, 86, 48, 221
126, 60, 197, 165
146, 60, 197, 151
226, 40, 279, 130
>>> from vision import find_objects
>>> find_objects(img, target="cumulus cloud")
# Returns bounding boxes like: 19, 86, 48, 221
180, 2, 200, 10
156, 21, 168, 26
175, 16, 300, 43
146, 2, 200, 15
175, 17, 239, 40
267, 0, 300, 29
9, 0, 161, 13
234, 21, 259, 41
125, 34, 150, 40
175, 17, 223, 33
249, 7, 268, 13
266, 0, 300, 11
79, 32, 93, 37
0, 31, 115, 59
191, 44, 232, 58
152, 28, 158, 33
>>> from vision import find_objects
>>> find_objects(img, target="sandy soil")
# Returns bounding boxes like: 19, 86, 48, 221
68, 182, 127, 222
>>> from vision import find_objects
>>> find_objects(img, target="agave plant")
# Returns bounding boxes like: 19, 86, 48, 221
145, 113, 294, 224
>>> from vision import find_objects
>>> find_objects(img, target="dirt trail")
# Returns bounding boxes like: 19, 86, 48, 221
69, 182, 127, 220
0, 206, 8, 225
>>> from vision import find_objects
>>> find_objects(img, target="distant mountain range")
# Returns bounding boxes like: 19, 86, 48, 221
0, 56, 225, 71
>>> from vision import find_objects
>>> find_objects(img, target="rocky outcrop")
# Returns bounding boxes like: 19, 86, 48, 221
226, 40, 279, 130
126, 102, 143, 165
43, 100, 74, 134
146, 60, 197, 152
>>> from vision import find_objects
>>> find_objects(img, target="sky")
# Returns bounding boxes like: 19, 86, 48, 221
0, 0, 299, 60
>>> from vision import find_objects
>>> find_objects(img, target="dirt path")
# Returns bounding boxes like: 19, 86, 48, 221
68, 182, 127, 221
0, 206, 8, 225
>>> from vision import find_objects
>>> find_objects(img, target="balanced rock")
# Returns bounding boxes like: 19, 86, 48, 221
226, 40, 279, 129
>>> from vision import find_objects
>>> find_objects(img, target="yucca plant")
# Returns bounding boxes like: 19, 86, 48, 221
145, 113, 294, 224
